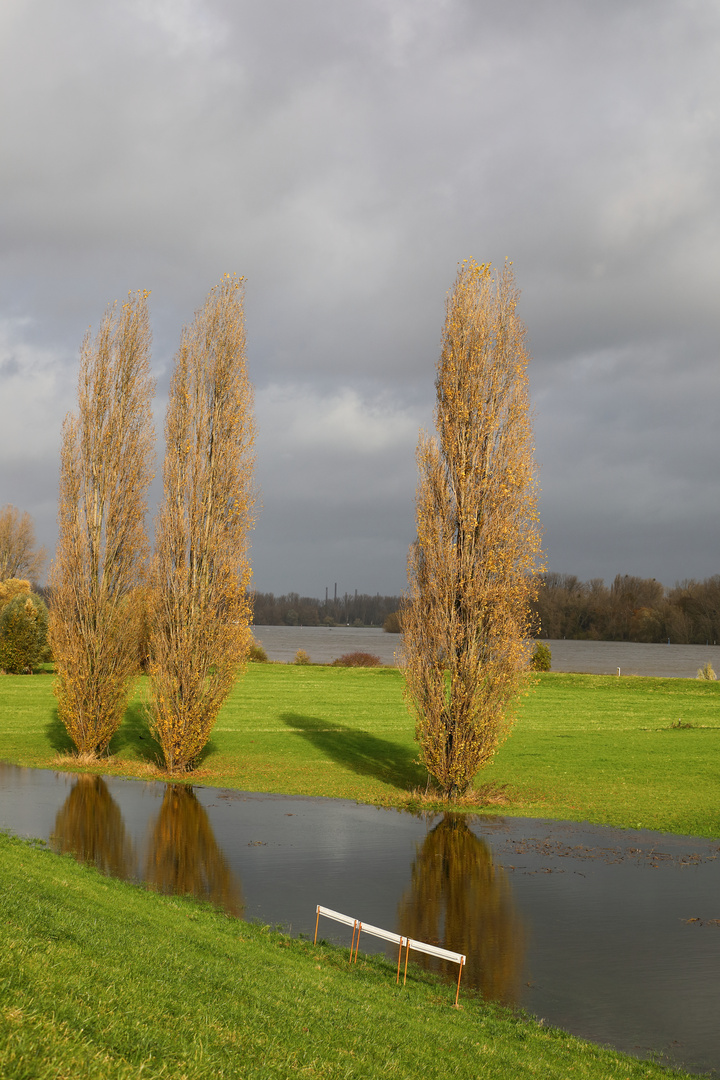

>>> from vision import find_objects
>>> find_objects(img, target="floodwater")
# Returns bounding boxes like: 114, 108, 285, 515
252, 625, 720, 678
1, 762, 719, 1076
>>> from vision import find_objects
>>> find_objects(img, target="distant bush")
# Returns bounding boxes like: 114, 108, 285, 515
0, 591, 48, 673
332, 651, 382, 668
248, 641, 268, 663
293, 649, 311, 665
530, 641, 552, 672
383, 611, 402, 634
696, 661, 716, 680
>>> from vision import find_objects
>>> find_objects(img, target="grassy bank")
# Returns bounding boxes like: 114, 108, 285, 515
0, 665, 719, 836
0, 830, 695, 1080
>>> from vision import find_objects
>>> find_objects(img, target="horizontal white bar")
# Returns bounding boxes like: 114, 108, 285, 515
357, 922, 406, 946
316, 905, 357, 929
316, 906, 463, 967
407, 938, 465, 965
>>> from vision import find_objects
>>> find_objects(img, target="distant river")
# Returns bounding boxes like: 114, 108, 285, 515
251, 626, 720, 679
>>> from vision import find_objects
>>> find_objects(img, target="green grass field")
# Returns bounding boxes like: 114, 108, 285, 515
0, 830, 696, 1080
1, 664, 719, 837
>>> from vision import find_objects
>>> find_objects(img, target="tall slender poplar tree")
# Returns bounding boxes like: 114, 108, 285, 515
149, 275, 255, 773
402, 260, 541, 796
50, 292, 154, 756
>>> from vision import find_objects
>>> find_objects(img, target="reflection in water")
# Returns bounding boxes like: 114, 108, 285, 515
144, 785, 244, 918
51, 773, 135, 880
397, 814, 525, 1004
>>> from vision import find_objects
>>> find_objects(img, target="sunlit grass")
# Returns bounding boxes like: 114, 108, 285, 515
1, 665, 719, 836
486, 672, 720, 837
0, 831, 696, 1080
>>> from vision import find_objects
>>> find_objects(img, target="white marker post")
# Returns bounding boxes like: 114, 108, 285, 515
351, 921, 408, 982
403, 938, 467, 1007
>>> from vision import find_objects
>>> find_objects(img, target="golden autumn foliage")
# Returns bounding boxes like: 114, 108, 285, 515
402, 260, 541, 796
397, 815, 524, 1003
148, 275, 255, 773
0, 578, 32, 608
49, 292, 155, 756
0, 589, 48, 673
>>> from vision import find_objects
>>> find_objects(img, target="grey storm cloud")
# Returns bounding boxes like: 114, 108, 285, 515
1, 0, 719, 594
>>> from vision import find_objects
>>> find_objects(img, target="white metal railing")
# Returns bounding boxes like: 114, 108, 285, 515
314, 904, 466, 1005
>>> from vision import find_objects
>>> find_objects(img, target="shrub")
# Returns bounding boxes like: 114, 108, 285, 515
331, 651, 382, 668
530, 641, 552, 672
696, 662, 716, 680
248, 641, 268, 663
293, 649, 311, 665
383, 611, 402, 633
0, 591, 49, 673
0, 578, 32, 608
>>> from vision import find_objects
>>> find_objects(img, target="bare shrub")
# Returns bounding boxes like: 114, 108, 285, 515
331, 651, 382, 667
0, 506, 46, 582
248, 641, 268, 663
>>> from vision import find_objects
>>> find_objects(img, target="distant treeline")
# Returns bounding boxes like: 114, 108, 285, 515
36, 575, 720, 644
533, 573, 720, 644
251, 591, 401, 628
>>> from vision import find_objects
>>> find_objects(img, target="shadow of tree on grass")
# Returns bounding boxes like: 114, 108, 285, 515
45, 707, 76, 756
109, 702, 163, 764
281, 711, 425, 790
45, 701, 163, 765
46, 697, 220, 773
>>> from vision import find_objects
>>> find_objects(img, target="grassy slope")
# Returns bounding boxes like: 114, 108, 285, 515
0, 831, 694, 1080
0, 665, 719, 836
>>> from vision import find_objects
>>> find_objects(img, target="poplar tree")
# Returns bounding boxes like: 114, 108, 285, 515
149, 275, 255, 773
50, 292, 154, 756
402, 260, 541, 796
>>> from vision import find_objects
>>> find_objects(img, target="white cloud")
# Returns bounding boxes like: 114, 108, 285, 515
256, 383, 421, 454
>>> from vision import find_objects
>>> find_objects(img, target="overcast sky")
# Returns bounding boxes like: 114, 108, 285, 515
1, 0, 719, 596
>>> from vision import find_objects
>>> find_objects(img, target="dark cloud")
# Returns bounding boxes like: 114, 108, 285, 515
1, 0, 719, 591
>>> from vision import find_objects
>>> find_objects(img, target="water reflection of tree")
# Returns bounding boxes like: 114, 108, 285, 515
145, 785, 244, 918
397, 814, 524, 1004
51, 773, 135, 880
